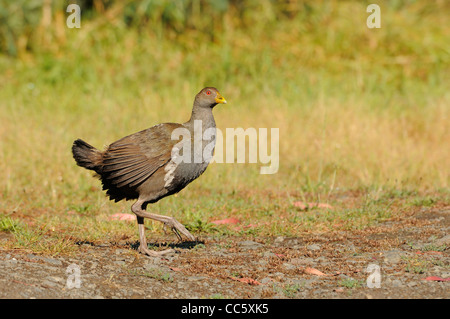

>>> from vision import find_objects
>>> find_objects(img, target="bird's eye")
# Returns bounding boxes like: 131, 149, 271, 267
206, 90, 211, 95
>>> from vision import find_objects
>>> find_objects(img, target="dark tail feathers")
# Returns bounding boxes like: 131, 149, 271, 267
72, 139, 102, 172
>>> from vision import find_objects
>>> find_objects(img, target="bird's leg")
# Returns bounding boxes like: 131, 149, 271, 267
136, 216, 175, 256
132, 200, 196, 242
132, 202, 175, 257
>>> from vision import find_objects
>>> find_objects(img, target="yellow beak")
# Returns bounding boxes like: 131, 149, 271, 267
215, 93, 227, 104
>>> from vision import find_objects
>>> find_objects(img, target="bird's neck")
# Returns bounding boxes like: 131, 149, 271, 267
187, 105, 216, 130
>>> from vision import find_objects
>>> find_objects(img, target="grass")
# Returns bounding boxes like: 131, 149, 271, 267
129, 268, 173, 283
0, 1, 449, 255
0, 214, 76, 255
409, 196, 437, 207
0, 216, 22, 233
421, 244, 447, 253
404, 256, 430, 274
281, 283, 302, 298
338, 278, 365, 289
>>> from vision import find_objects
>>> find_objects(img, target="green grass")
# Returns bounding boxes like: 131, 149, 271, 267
338, 278, 365, 289
0, 1, 449, 255
0, 216, 22, 233
129, 268, 174, 283
404, 256, 430, 274
421, 243, 447, 253
409, 196, 437, 207
281, 283, 302, 298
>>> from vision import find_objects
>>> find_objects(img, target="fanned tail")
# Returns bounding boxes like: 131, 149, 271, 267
72, 139, 102, 172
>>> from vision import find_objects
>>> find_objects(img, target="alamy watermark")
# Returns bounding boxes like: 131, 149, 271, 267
366, 263, 381, 288
367, 4, 381, 29
66, 263, 81, 289
170, 120, 279, 175
66, 4, 81, 28
66, 4, 382, 30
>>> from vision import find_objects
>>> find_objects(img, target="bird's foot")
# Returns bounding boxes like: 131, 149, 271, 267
138, 244, 175, 257
163, 217, 196, 242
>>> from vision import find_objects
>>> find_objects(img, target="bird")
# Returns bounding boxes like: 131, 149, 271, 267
72, 87, 227, 256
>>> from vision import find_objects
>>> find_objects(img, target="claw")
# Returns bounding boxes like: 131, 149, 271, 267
138, 245, 175, 257
163, 217, 196, 242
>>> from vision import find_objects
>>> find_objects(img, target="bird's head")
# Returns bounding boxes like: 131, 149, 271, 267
195, 87, 227, 109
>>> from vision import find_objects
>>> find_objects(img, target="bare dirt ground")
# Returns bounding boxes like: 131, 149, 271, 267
0, 205, 448, 300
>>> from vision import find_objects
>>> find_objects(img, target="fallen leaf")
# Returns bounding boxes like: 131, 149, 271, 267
211, 217, 240, 225
229, 277, 261, 285
293, 202, 333, 210
304, 267, 329, 277
109, 213, 136, 221
169, 267, 182, 272
423, 276, 450, 282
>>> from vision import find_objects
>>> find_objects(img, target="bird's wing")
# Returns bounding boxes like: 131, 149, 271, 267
100, 123, 183, 188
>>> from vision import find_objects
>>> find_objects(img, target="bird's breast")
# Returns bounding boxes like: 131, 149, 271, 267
163, 126, 216, 190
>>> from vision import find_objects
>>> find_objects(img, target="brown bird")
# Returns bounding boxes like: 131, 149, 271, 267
72, 87, 227, 256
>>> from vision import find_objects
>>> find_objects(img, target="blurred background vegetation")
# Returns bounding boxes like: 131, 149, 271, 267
0, 0, 449, 247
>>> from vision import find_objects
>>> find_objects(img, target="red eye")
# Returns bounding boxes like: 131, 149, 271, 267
206, 90, 211, 95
